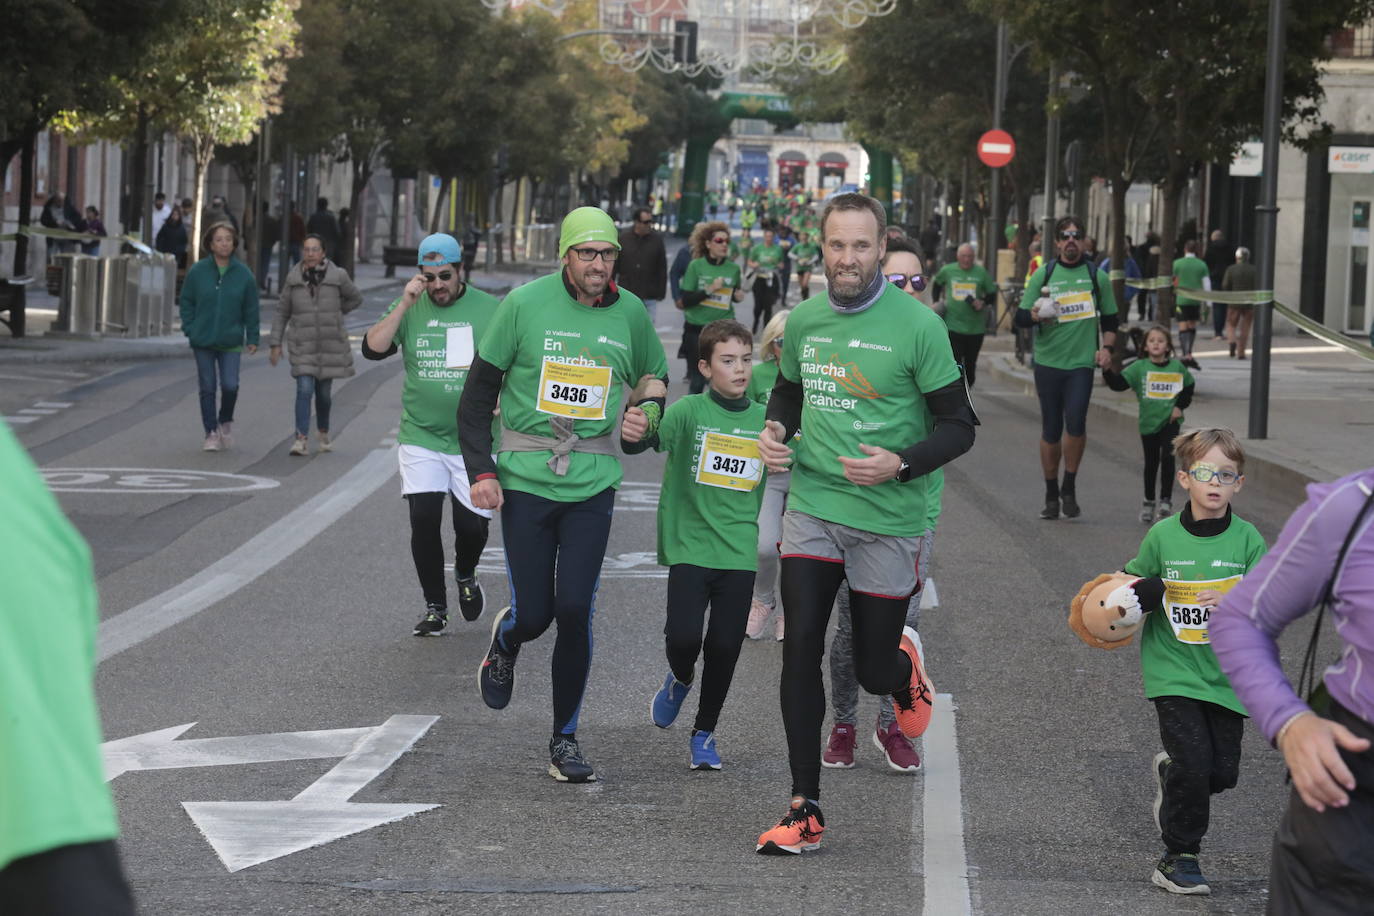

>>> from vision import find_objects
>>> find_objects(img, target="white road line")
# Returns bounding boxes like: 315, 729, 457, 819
34, 400, 74, 408
19, 407, 59, 414
922, 693, 971, 915
98, 446, 398, 663
2, 415, 40, 424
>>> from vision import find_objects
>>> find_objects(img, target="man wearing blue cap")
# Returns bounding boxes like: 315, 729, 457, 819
458, 207, 669, 783
364, 233, 502, 636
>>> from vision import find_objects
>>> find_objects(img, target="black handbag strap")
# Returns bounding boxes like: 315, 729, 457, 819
1296, 481, 1374, 705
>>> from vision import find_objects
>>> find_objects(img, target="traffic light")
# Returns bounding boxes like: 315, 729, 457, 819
673, 21, 698, 66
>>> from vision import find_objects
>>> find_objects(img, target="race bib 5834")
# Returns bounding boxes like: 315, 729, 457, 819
1163, 575, 1241, 644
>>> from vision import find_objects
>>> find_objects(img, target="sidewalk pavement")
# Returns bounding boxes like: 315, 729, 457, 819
981, 327, 1374, 502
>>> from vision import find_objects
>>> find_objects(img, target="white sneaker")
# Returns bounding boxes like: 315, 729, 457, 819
317, 431, 332, 452
289, 436, 308, 456
202, 430, 221, 452
218, 421, 234, 448
1139, 500, 1156, 524
745, 599, 773, 640
774, 613, 785, 642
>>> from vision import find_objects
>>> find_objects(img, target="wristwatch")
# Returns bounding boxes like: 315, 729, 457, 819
896, 457, 911, 482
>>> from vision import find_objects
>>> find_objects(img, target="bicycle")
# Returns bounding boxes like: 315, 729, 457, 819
997, 283, 1032, 365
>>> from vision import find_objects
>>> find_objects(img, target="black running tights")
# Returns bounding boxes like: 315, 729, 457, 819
779, 556, 913, 800
406, 491, 490, 608
1141, 421, 1180, 502
664, 564, 755, 733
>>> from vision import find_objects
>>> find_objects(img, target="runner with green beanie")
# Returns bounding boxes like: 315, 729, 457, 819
459, 206, 669, 784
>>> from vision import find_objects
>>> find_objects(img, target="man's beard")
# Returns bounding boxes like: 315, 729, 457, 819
574, 269, 609, 299
826, 261, 876, 303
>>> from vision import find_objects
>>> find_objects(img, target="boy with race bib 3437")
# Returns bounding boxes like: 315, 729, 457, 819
1121, 427, 1267, 897
622, 319, 767, 771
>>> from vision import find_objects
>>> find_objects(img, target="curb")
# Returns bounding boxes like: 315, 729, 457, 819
0, 338, 194, 365
980, 354, 1322, 506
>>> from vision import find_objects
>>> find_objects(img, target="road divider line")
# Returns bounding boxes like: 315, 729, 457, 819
98, 446, 398, 663
922, 693, 971, 915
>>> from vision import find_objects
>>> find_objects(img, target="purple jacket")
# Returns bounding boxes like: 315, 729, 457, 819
1212, 468, 1374, 743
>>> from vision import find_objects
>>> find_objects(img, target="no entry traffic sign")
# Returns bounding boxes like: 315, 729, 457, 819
977, 130, 1015, 168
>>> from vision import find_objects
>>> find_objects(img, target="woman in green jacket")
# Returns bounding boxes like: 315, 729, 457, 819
180, 222, 260, 451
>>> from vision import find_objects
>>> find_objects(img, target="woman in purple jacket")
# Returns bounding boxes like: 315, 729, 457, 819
1211, 467, 1374, 915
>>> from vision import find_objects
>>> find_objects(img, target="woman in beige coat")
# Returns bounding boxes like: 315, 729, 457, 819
268, 234, 362, 455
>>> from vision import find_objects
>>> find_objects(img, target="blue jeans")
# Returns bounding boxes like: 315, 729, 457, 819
193, 348, 241, 434
641, 298, 659, 325
294, 375, 333, 437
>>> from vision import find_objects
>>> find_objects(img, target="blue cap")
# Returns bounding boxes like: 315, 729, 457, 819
417, 233, 462, 266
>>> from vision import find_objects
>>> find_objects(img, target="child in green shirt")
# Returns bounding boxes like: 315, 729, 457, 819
622, 319, 767, 770
1120, 428, 1267, 896
1103, 325, 1196, 524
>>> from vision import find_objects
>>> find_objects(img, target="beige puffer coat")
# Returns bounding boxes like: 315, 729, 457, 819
268, 260, 362, 379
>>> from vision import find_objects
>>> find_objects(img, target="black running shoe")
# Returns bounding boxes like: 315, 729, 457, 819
1181, 356, 1201, 371
548, 734, 597, 783
413, 603, 447, 637
456, 575, 484, 622
1061, 492, 1081, 518
478, 606, 518, 709
1040, 498, 1060, 520
1152, 852, 1210, 895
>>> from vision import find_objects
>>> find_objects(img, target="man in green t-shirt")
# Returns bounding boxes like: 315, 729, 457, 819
752, 193, 976, 856
746, 227, 784, 335
0, 422, 134, 912
931, 242, 998, 387
1016, 215, 1120, 520
458, 207, 669, 784
1172, 239, 1211, 369
364, 234, 501, 637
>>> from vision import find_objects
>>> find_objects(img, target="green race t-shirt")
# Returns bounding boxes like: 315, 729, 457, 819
1120, 357, 1194, 434
0, 422, 120, 869
791, 242, 820, 273
751, 243, 784, 273
746, 359, 778, 406
1021, 260, 1118, 370
652, 393, 768, 570
779, 286, 961, 536
386, 286, 502, 454
478, 272, 669, 502
1124, 513, 1268, 715
922, 468, 944, 533
933, 263, 998, 336
1173, 256, 1210, 306
682, 257, 742, 326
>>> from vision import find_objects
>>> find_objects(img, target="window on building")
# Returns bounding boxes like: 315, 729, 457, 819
1329, 22, 1374, 58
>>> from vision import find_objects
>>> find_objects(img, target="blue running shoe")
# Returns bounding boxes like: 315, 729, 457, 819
650, 672, 692, 728
690, 730, 722, 770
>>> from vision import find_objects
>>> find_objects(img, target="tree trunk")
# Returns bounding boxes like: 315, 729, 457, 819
11, 127, 38, 277
128, 105, 150, 238
1109, 175, 1130, 315
1013, 185, 1033, 280
493, 179, 505, 265
1154, 170, 1185, 328
189, 143, 215, 264
348, 158, 370, 272
429, 178, 449, 233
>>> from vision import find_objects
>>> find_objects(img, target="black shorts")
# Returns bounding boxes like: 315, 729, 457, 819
1178, 304, 1201, 322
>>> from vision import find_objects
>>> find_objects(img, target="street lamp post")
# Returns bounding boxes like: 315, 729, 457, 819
1248, 0, 1286, 440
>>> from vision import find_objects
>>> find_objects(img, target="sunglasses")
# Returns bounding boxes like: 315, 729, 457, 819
570, 247, 619, 262
422, 270, 455, 283
1058, 229, 1083, 240
636, 218, 652, 224
709, 236, 729, 244
1187, 466, 1240, 485
886, 273, 927, 292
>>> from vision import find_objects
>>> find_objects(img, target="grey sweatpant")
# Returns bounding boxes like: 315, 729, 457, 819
752, 470, 790, 608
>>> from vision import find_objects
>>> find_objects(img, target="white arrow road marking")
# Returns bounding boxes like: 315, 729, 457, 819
98, 445, 397, 662
182, 715, 440, 872
922, 693, 971, 914
920, 578, 939, 610
102, 723, 374, 781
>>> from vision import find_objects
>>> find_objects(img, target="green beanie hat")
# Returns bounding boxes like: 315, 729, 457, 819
558, 207, 621, 258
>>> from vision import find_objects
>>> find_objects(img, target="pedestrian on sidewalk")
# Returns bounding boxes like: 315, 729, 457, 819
363, 233, 502, 636
268, 234, 362, 456
623, 318, 767, 771
1102, 325, 1195, 524
157, 205, 189, 269
614, 207, 667, 326
1204, 230, 1231, 340
1211, 466, 1374, 914
458, 207, 669, 784
305, 197, 341, 262
1221, 248, 1257, 360
80, 207, 106, 256
179, 223, 259, 452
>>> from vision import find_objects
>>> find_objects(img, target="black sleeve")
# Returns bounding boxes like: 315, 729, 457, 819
457, 355, 506, 483
764, 374, 804, 441
897, 378, 977, 478
1131, 577, 1166, 615
1176, 382, 1195, 410
930, 280, 945, 301
1013, 306, 1036, 328
361, 335, 397, 360
1102, 367, 1131, 391
681, 289, 709, 308
1100, 312, 1120, 335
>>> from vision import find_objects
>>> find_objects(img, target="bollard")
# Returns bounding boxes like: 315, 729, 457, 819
159, 254, 177, 334
136, 255, 156, 337
68, 255, 101, 336
52, 252, 78, 331
99, 256, 130, 333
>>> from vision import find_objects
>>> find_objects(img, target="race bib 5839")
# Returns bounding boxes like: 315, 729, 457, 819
695, 432, 763, 492
536, 359, 613, 420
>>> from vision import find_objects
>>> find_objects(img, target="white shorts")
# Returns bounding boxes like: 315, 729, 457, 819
397, 444, 493, 519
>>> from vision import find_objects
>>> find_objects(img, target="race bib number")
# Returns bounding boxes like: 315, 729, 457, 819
1145, 371, 1184, 400
1054, 289, 1096, 322
536, 359, 613, 420
444, 325, 474, 369
695, 432, 764, 492
951, 281, 978, 302
704, 279, 734, 311
1163, 575, 1241, 644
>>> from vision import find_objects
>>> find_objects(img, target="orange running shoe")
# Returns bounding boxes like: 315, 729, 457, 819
891, 627, 935, 738
755, 796, 825, 855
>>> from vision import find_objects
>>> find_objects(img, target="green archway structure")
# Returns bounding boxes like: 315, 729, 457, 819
676, 92, 894, 236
